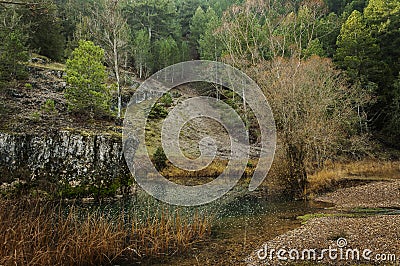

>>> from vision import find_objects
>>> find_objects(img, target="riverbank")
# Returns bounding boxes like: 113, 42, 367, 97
316, 180, 400, 209
247, 177, 400, 265
0, 198, 212, 266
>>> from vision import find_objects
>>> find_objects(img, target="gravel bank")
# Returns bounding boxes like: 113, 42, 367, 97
247, 181, 400, 265
316, 180, 400, 209
246, 215, 400, 265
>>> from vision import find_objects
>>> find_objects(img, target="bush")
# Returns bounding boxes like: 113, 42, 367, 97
153, 146, 167, 171
148, 104, 168, 119
160, 93, 173, 107
41, 99, 56, 114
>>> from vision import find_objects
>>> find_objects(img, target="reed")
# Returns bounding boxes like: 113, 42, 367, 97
0, 198, 212, 265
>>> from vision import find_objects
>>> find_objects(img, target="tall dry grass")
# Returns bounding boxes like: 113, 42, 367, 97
307, 160, 400, 195
0, 199, 212, 265
160, 158, 258, 186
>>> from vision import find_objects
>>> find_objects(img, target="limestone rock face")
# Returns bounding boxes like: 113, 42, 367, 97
0, 130, 134, 195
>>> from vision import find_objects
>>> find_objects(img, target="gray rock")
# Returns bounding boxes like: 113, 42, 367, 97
0, 130, 136, 196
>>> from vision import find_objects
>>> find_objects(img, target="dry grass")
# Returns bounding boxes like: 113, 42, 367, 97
308, 160, 400, 195
0, 199, 212, 266
27, 62, 66, 72
161, 158, 257, 185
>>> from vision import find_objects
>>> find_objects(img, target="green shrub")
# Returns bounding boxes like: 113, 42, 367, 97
41, 99, 56, 113
153, 147, 167, 171
148, 104, 168, 119
31, 111, 41, 121
160, 93, 173, 107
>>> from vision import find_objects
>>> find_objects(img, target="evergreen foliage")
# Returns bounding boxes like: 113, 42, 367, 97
0, 8, 28, 85
64, 40, 110, 117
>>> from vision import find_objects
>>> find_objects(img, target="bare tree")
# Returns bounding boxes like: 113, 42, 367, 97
212, 0, 366, 198
89, 0, 130, 118
250, 56, 366, 198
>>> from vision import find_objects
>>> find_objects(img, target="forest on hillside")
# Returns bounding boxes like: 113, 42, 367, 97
1, 0, 399, 142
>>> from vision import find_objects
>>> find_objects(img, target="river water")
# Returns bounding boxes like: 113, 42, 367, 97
152, 193, 332, 265
65, 190, 332, 265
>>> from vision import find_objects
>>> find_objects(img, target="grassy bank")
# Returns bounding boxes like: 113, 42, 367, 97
307, 160, 400, 196
0, 198, 212, 265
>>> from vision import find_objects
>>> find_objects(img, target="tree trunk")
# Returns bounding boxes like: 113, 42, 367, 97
113, 36, 121, 118
287, 143, 308, 199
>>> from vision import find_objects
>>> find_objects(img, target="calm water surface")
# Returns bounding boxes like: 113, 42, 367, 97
64, 191, 331, 265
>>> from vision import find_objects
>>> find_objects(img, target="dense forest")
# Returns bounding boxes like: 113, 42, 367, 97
1, 0, 399, 135
1, 0, 398, 137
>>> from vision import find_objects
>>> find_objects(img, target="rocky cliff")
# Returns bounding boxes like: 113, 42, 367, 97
0, 62, 140, 198
0, 130, 133, 198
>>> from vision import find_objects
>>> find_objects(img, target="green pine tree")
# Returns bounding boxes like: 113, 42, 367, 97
189, 6, 207, 54
23, 0, 65, 61
0, 8, 28, 85
64, 40, 110, 117
334, 10, 381, 82
133, 29, 153, 78
199, 7, 222, 61
154, 37, 179, 71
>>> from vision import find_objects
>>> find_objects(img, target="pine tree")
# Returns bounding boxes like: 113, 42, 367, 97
303, 39, 326, 58
154, 37, 179, 71
0, 8, 28, 85
189, 6, 207, 55
125, 0, 181, 42
334, 10, 380, 82
133, 29, 153, 79
23, 0, 65, 61
64, 40, 110, 117
177, 0, 203, 37
199, 7, 222, 61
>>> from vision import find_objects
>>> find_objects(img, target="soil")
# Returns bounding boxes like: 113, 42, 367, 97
0, 66, 130, 135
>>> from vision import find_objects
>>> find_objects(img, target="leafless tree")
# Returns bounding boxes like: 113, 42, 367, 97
249, 56, 367, 197
89, 0, 130, 118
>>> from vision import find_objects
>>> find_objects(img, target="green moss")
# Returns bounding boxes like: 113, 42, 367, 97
297, 213, 335, 224
62, 126, 122, 139
297, 213, 357, 225
106, 129, 122, 140
58, 182, 116, 199
351, 207, 392, 213
297, 207, 395, 226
